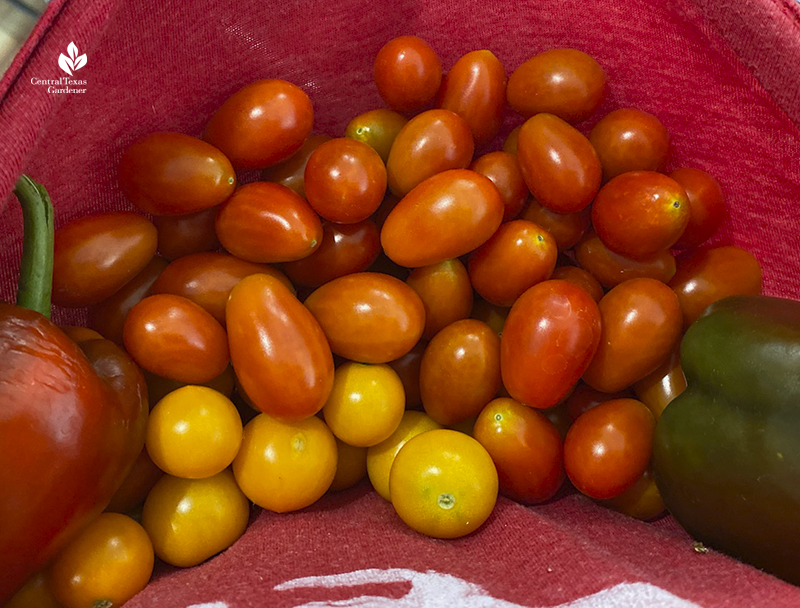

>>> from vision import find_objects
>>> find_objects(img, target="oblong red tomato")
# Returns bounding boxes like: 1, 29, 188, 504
373, 36, 442, 113
470, 151, 528, 221
304, 272, 425, 364
154, 207, 220, 261
261, 134, 332, 198
437, 50, 507, 146
118, 132, 236, 216
386, 109, 474, 197
53, 212, 158, 308
215, 182, 322, 263
632, 347, 686, 420
345, 109, 408, 163
517, 113, 601, 214
670, 167, 726, 249
227, 274, 334, 420
589, 109, 670, 180
550, 266, 604, 302
501, 280, 601, 409
405, 258, 473, 340
575, 233, 676, 288
381, 169, 504, 267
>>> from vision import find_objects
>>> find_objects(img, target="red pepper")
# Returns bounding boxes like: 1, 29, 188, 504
0, 176, 149, 601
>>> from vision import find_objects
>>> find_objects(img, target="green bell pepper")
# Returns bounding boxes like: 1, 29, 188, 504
654, 294, 800, 585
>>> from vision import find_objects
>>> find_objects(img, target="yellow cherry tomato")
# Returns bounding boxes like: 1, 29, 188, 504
345, 109, 409, 163
329, 438, 368, 491
146, 385, 243, 479
323, 362, 405, 447
366, 410, 442, 501
232, 413, 337, 512
389, 429, 498, 539
141, 469, 249, 568
5, 571, 62, 608
47, 513, 153, 608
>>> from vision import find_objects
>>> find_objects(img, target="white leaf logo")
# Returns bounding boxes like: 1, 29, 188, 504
58, 41, 87, 76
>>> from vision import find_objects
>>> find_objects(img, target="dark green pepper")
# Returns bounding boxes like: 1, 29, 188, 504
654, 294, 800, 585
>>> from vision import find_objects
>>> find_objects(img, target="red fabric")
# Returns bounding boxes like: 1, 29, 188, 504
1, 0, 800, 605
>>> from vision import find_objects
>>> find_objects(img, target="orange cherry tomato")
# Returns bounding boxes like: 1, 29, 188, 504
4, 571, 61, 608
670, 167, 726, 249
507, 48, 605, 123
468, 219, 557, 307
204, 79, 313, 169
501, 280, 601, 409
154, 206, 220, 261
53, 212, 157, 307
503, 125, 522, 155
575, 232, 676, 288
632, 347, 687, 419
346, 109, 409, 163
437, 50, 507, 146
550, 266, 604, 302
563, 382, 633, 421
105, 447, 163, 513
405, 258, 473, 340
227, 273, 334, 420
304, 138, 387, 224
118, 132, 236, 216
564, 398, 655, 500
669, 245, 762, 328
589, 109, 670, 180
473, 397, 564, 504
517, 113, 601, 214
583, 278, 683, 393
470, 151, 528, 221
123, 294, 229, 383
215, 181, 322, 264
420, 319, 501, 426
262, 134, 332, 198
304, 272, 425, 363
470, 297, 509, 335
598, 467, 666, 521
386, 109, 474, 197
592, 171, 690, 259
387, 341, 426, 409
381, 169, 504, 267
373, 36, 442, 113
521, 197, 590, 250
329, 438, 368, 492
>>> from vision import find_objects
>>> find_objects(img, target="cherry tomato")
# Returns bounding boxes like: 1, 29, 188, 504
154, 206, 220, 260
563, 382, 633, 421
420, 319, 501, 426
473, 397, 564, 504
598, 467, 665, 521
470, 151, 528, 221
53, 212, 157, 307
262, 134, 332, 198
329, 438, 368, 492
503, 125, 522, 155
670, 167, 726, 249
389, 429, 498, 538
669, 245, 762, 328
632, 347, 687, 419
48, 513, 153, 608
149, 252, 293, 326
368, 252, 411, 281
470, 297, 509, 335
227, 274, 334, 420
304, 272, 425, 363
123, 294, 229, 383
583, 278, 682, 393
58, 326, 104, 343
437, 50, 507, 146
142, 469, 249, 567
468, 219, 557, 307
373, 36, 442, 113
386, 109, 474, 197
550, 266, 604, 302
105, 447, 163, 513
589, 109, 670, 180
564, 398, 655, 499
520, 197, 590, 251
387, 341, 426, 409
405, 258, 473, 340
346, 109, 408, 163
381, 169, 503, 267
143, 365, 236, 407
575, 232, 676, 288
204, 79, 313, 169
517, 113, 601, 213
4, 571, 61, 608
507, 48, 605, 123
501, 280, 601, 409
118, 132, 236, 215
215, 181, 322, 264
233, 413, 337, 512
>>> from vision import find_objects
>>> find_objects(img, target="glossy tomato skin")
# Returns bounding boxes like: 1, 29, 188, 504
346, 109, 408, 163
215, 182, 322, 263
669, 245, 762, 328
564, 398, 655, 500
563, 382, 634, 421
589, 109, 670, 180
632, 347, 687, 419
406, 258, 473, 340
501, 280, 601, 409
386, 109, 474, 197
473, 397, 564, 504
521, 197, 590, 250
437, 50, 507, 146
550, 266, 604, 302
583, 278, 683, 393
262, 134, 331, 198
154, 206, 220, 260
304, 138, 387, 224
575, 232, 676, 288
470, 151, 528, 221
468, 219, 557, 307
53, 212, 157, 307
374, 36, 442, 113
381, 169, 504, 267
592, 171, 690, 259
599, 467, 665, 521
517, 113, 602, 214
204, 79, 313, 169
507, 49, 605, 123
227, 274, 334, 420
118, 132, 236, 216
304, 272, 426, 364
670, 168, 726, 249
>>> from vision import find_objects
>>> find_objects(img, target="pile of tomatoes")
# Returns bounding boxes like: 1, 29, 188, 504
9, 35, 766, 608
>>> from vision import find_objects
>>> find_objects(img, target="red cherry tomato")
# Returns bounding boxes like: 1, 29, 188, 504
470, 151, 528, 221
550, 266, 604, 302
262, 134, 332, 198
575, 232, 676, 288
154, 207, 220, 261
563, 382, 633, 421
632, 347, 687, 420
670, 167, 726, 249
405, 259, 474, 341
589, 109, 670, 180
503, 125, 522, 155
387, 341, 426, 409
373, 36, 442, 113
521, 197, 590, 251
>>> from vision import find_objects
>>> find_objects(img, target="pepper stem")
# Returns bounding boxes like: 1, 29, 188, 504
13, 175, 54, 318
